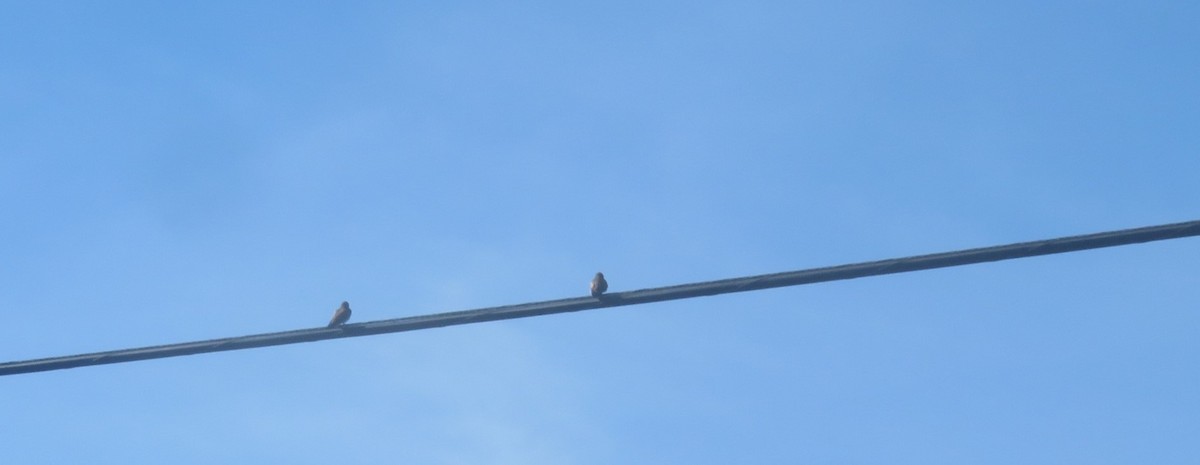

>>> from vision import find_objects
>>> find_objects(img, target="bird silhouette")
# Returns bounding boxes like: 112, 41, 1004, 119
590, 272, 608, 297
327, 301, 352, 328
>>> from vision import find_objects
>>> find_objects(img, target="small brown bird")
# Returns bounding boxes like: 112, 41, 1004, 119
327, 301, 352, 328
590, 272, 608, 297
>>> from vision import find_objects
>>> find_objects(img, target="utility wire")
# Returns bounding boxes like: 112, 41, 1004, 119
3, 219, 1199, 377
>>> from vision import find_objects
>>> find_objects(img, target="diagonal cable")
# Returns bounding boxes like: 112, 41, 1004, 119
3, 219, 1198, 377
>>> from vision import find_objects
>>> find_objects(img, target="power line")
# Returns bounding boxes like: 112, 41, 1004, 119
3, 219, 1199, 377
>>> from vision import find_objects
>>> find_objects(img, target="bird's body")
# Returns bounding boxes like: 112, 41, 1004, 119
327, 301, 352, 328
590, 272, 608, 297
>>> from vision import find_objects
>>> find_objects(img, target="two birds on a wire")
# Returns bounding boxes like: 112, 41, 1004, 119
325, 272, 610, 328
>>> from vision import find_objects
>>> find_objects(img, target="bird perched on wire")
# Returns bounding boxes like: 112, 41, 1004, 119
590, 272, 608, 297
327, 301, 352, 328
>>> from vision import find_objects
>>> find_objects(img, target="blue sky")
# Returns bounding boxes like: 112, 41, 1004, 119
2, 1, 1198, 463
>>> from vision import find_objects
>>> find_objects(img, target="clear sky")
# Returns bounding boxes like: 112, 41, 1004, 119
2, 1, 1198, 463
